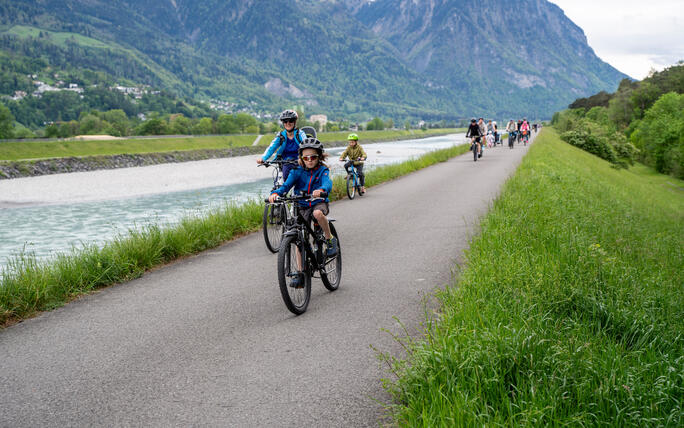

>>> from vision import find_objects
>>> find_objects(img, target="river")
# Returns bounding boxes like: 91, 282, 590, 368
0, 134, 465, 271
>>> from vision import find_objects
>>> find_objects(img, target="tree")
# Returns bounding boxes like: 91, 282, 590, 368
366, 117, 384, 130
192, 117, 214, 135
103, 109, 130, 136
631, 92, 684, 177
0, 103, 15, 139
169, 114, 191, 135
216, 114, 239, 134
137, 118, 169, 135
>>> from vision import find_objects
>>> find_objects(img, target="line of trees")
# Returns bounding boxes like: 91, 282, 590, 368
552, 62, 683, 178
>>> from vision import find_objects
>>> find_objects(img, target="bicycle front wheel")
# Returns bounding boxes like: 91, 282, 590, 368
320, 223, 341, 291
346, 175, 356, 199
277, 234, 311, 315
263, 203, 285, 253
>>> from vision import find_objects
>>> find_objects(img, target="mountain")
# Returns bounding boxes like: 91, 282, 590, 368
351, 0, 627, 117
0, 0, 626, 124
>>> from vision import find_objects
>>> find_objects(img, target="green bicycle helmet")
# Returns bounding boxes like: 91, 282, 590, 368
347, 133, 359, 141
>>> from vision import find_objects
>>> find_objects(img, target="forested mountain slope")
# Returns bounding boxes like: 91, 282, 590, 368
1, 0, 626, 122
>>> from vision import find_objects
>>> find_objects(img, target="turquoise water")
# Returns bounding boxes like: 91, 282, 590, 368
0, 135, 463, 271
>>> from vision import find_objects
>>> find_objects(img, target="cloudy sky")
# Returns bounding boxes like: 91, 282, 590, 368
549, 0, 683, 79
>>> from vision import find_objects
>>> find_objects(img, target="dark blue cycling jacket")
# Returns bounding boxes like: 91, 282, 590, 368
261, 129, 308, 161
271, 164, 333, 207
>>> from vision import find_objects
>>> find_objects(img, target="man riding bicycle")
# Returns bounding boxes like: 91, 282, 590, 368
466, 118, 483, 157
257, 109, 308, 181
339, 133, 367, 194
269, 138, 337, 287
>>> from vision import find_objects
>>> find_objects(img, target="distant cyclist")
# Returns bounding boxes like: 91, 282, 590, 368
257, 109, 308, 181
520, 118, 530, 144
269, 138, 338, 265
492, 120, 499, 145
506, 119, 517, 148
477, 118, 487, 157
466, 118, 483, 157
339, 133, 367, 194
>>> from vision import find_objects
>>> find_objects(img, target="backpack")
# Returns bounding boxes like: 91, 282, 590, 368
277, 129, 304, 147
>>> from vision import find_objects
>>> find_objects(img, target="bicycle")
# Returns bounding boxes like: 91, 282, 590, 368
259, 159, 298, 253
508, 131, 516, 149
469, 137, 481, 161
270, 192, 342, 315
342, 159, 364, 199
522, 130, 529, 146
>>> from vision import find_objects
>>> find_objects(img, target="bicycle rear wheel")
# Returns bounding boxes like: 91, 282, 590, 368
472, 143, 478, 161
346, 175, 356, 199
278, 234, 311, 315
320, 223, 341, 291
263, 203, 286, 253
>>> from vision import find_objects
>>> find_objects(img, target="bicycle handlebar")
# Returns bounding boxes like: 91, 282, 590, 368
265, 191, 328, 203
259, 159, 299, 168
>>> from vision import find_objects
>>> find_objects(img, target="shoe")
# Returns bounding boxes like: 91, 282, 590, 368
325, 237, 338, 257
360, 186, 366, 194
289, 272, 305, 289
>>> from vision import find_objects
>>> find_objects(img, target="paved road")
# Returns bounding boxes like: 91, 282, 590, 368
1, 141, 531, 427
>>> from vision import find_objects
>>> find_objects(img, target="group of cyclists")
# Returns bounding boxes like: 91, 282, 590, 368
466, 116, 538, 159
257, 109, 367, 274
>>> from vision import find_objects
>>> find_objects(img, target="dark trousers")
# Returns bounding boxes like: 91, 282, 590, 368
344, 161, 364, 186
282, 160, 296, 182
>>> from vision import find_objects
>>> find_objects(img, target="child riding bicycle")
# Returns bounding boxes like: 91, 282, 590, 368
269, 138, 337, 276
339, 133, 367, 194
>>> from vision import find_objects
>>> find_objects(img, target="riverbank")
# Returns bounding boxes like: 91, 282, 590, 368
382, 129, 684, 425
0, 142, 470, 326
0, 129, 460, 179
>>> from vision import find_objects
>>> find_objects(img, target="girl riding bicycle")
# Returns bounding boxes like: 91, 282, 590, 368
339, 133, 367, 194
269, 138, 337, 270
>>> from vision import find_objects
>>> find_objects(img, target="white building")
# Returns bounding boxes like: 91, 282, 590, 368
309, 114, 327, 128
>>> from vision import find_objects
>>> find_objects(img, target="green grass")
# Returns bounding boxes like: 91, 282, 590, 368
382, 128, 684, 426
0, 142, 469, 326
4, 25, 111, 49
0, 135, 258, 161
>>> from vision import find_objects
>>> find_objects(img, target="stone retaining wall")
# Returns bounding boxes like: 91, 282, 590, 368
0, 146, 265, 180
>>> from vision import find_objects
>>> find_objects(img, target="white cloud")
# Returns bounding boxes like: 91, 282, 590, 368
549, 0, 684, 79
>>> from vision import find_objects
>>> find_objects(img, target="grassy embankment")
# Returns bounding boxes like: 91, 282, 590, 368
0, 129, 460, 161
382, 129, 683, 426
0, 142, 470, 326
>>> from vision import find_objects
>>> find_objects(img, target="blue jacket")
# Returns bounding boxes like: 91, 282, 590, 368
261, 129, 307, 161
272, 164, 333, 207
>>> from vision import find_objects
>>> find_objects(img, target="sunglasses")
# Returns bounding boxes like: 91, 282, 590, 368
282, 118, 296, 124
301, 155, 319, 161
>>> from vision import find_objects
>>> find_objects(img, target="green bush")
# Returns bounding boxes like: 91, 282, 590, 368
560, 130, 617, 164
630, 92, 684, 178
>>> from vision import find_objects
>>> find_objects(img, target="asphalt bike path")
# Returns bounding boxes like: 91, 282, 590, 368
1, 139, 532, 427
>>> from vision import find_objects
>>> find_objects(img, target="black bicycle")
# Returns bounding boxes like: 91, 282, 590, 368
342, 159, 364, 199
260, 159, 298, 253
270, 192, 342, 315
469, 137, 481, 161
508, 131, 516, 149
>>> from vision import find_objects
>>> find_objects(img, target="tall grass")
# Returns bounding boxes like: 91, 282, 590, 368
382, 129, 684, 426
0, 143, 469, 326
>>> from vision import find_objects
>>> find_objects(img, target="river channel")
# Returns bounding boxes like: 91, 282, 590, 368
0, 134, 465, 272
